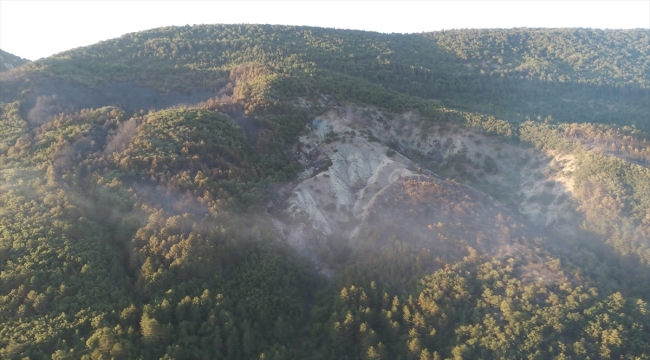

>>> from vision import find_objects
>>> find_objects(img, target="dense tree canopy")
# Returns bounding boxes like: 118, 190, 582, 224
1, 25, 649, 359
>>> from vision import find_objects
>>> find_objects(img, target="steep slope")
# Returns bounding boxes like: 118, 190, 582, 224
280, 103, 648, 288
0, 49, 29, 72
1, 25, 649, 359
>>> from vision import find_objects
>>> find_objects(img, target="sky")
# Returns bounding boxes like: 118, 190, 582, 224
1, 1, 649, 60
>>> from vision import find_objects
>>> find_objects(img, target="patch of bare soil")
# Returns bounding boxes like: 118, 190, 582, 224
279, 104, 571, 284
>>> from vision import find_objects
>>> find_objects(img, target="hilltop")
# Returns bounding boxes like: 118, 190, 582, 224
0, 49, 29, 72
0, 25, 649, 359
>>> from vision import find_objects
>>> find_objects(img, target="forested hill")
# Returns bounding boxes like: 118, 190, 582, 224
1, 25, 650, 359
3, 26, 649, 130
0, 49, 29, 72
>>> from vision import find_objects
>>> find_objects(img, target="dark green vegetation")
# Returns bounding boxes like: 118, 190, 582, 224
4, 26, 648, 131
0, 25, 649, 359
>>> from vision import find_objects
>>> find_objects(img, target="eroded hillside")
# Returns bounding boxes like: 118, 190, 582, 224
276, 102, 649, 288
1, 25, 649, 359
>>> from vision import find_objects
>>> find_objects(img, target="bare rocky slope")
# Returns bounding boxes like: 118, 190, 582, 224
274, 102, 588, 284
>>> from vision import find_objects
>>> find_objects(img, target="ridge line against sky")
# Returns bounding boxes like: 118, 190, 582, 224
1, 0, 649, 60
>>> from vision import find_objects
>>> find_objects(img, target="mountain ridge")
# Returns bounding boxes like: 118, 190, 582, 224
0, 24, 649, 359
0, 49, 29, 72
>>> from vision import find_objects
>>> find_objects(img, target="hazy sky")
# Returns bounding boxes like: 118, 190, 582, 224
1, 1, 649, 60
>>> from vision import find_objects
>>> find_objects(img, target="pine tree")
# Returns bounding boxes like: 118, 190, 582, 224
140, 313, 167, 345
